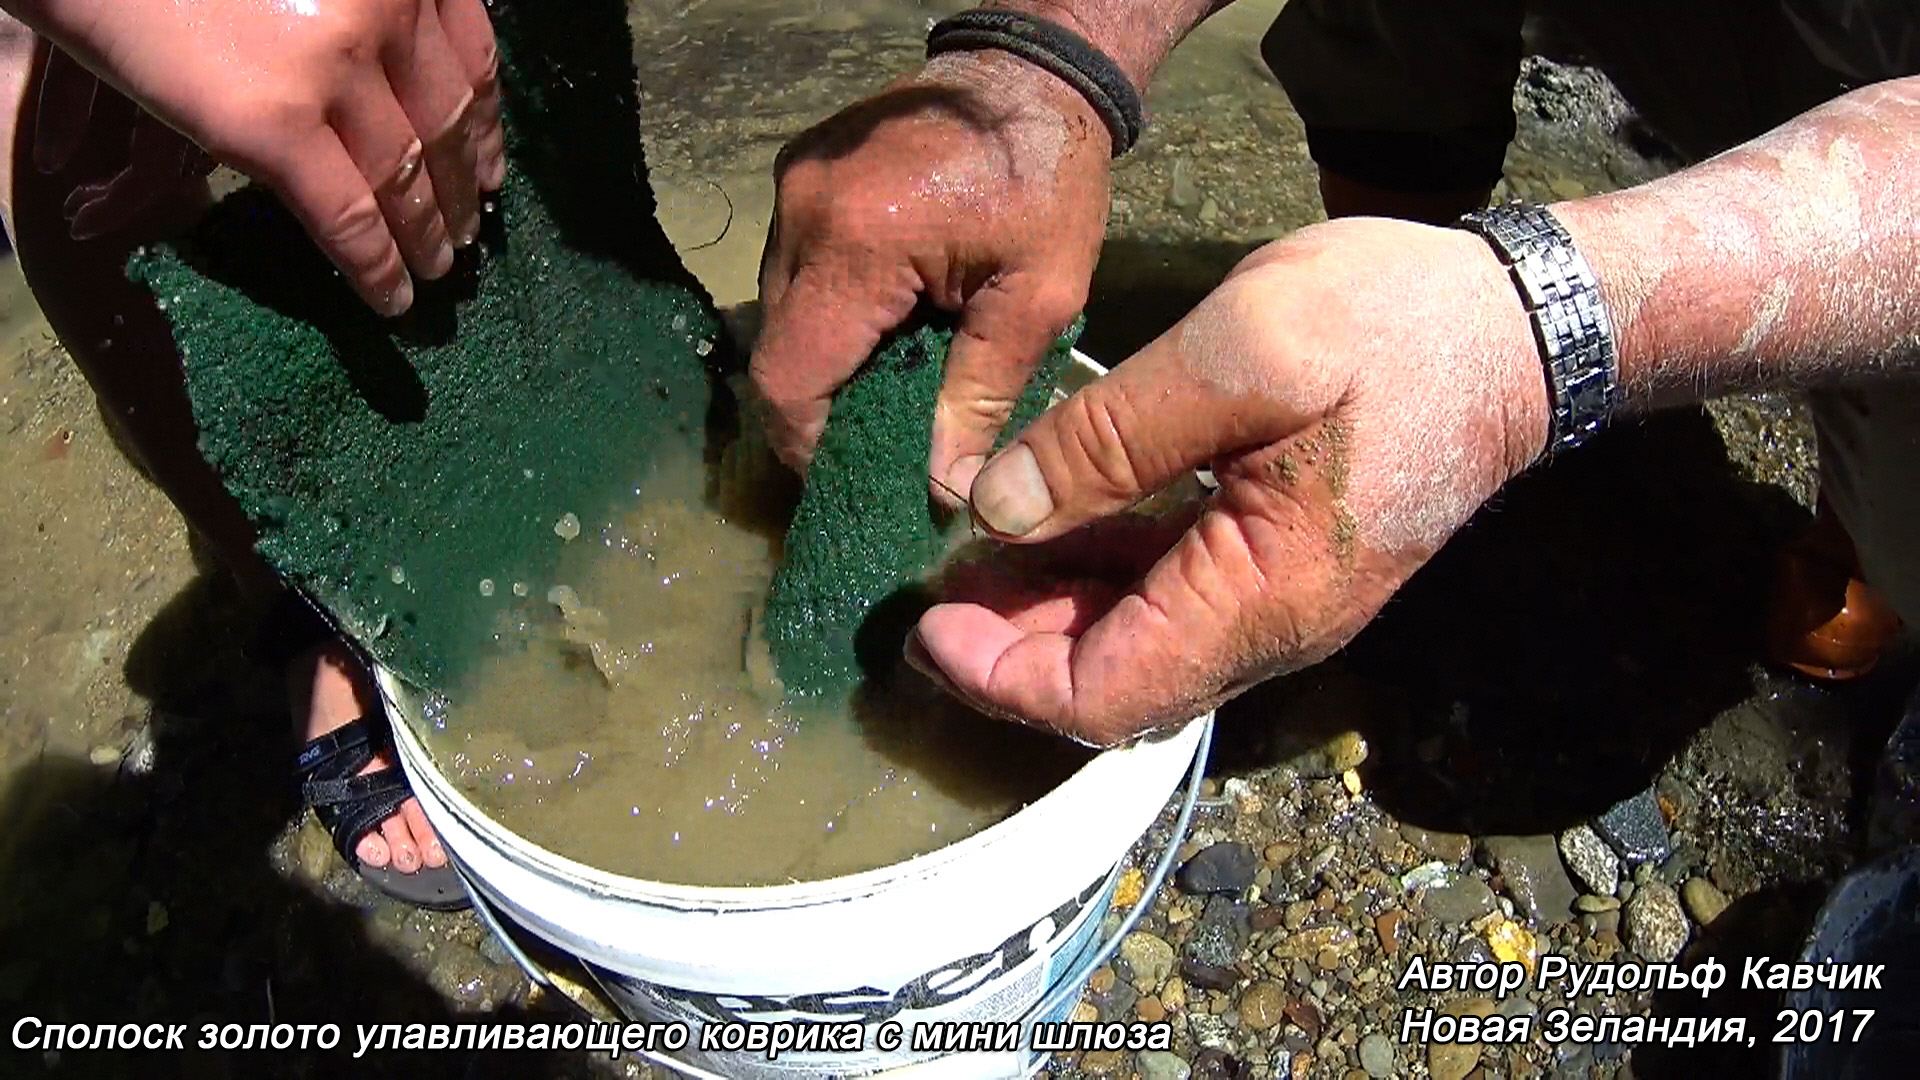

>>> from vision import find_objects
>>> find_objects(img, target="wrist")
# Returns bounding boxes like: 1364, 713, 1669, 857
919, 47, 1116, 157
1455, 231, 1553, 476
974, 0, 1208, 95
1547, 197, 1664, 409
975, 0, 1152, 91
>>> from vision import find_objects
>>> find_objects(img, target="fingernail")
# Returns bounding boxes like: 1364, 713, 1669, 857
453, 211, 480, 249
972, 445, 1052, 537
942, 453, 987, 504
429, 238, 456, 276
380, 277, 414, 318
902, 631, 937, 681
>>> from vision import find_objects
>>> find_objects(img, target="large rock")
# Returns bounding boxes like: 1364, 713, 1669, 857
1482, 835, 1580, 926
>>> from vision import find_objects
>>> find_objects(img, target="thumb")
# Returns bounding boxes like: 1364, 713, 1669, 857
967, 326, 1309, 543
930, 271, 1086, 503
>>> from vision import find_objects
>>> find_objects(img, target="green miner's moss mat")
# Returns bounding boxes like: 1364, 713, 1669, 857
130, 0, 723, 690
765, 317, 1080, 698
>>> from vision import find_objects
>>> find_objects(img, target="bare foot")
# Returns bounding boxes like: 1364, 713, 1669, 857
288, 643, 446, 872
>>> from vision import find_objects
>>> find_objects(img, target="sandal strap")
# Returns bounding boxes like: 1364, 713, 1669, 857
294, 715, 391, 783
310, 769, 415, 864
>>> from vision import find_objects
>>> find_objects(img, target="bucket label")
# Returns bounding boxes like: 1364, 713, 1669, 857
589, 869, 1119, 1078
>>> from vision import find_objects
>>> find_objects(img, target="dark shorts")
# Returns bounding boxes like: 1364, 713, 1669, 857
1263, 0, 1857, 188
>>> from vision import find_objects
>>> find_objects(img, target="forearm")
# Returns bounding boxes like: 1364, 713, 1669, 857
980, 0, 1235, 91
1555, 76, 1920, 411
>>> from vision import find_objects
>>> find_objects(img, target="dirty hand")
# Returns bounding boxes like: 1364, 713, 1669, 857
910, 217, 1552, 746
21, 0, 505, 315
752, 50, 1111, 498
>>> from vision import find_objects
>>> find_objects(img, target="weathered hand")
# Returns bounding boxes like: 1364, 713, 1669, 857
910, 217, 1552, 746
752, 50, 1111, 499
22, 0, 505, 316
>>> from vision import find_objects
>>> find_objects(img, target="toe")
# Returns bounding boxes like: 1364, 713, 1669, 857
402, 799, 446, 868
381, 813, 420, 873
358, 831, 391, 868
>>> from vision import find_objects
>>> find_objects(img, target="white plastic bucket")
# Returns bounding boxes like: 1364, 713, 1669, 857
377, 350, 1213, 1078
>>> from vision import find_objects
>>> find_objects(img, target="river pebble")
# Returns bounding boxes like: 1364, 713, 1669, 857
1179, 842, 1259, 896
1681, 876, 1730, 926
1429, 1040, 1481, 1080
1398, 825, 1471, 864
1595, 788, 1673, 865
1559, 824, 1620, 895
1138, 1049, 1192, 1080
1418, 877, 1495, 923
1625, 879, 1689, 961
1122, 931, 1177, 992
1239, 981, 1287, 1030
1480, 834, 1579, 926
1357, 1031, 1394, 1077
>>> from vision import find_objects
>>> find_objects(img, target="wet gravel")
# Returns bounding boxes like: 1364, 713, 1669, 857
4, 2, 1917, 1079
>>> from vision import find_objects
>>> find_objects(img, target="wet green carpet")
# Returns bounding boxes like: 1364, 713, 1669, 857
765, 317, 1079, 698
129, 0, 722, 690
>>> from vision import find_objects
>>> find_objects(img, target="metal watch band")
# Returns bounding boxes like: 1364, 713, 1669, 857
1453, 202, 1618, 456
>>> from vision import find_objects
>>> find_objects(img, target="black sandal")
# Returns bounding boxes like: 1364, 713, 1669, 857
259, 590, 470, 911
295, 713, 470, 911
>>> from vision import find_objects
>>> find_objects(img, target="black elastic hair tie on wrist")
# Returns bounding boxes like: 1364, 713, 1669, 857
926, 9, 1144, 156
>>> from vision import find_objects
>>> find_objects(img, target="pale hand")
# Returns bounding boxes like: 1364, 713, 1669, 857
25, 0, 505, 316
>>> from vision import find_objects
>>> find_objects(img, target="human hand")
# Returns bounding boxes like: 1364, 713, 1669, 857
751, 50, 1111, 500
26, 0, 505, 316
909, 217, 1553, 746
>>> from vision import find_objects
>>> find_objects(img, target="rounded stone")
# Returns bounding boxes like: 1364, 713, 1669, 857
1681, 877, 1730, 926
1358, 1031, 1394, 1077
1419, 877, 1496, 924
1240, 981, 1288, 1030
1430, 1040, 1481, 1080
1137, 1049, 1191, 1080
1179, 842, 1260, 896
1559, 825, 1621, 897
1121, 932, 1177, 993
1625, 880, 1689, 962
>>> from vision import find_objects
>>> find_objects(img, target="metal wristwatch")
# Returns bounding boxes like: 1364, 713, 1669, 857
1453, 202, 1618, 456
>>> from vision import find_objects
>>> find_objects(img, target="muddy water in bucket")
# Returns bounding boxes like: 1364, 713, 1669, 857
418, 437, 1092, 887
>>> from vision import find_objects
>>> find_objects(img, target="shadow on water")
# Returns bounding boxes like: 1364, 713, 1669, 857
0, 574, 587, 1080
